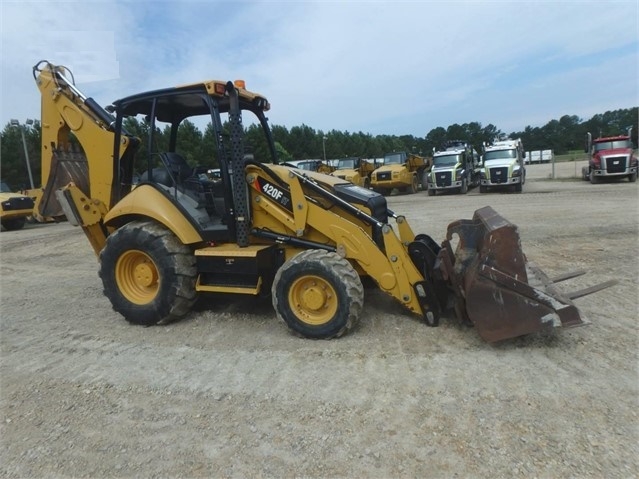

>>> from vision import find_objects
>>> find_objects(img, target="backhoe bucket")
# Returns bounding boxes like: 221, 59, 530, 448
38, 145, 89, 219
437, 206, 617, 343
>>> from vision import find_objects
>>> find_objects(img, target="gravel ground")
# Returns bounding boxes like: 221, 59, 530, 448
1, 163, 637, 478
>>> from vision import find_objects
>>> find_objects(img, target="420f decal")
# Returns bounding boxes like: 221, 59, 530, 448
254, 177, 292, 211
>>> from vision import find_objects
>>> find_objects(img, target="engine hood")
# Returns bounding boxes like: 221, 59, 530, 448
483, 159, 518, 168
332, 168, 358, 177
594, 147, 633, 158
431, 163, 458, 171
374, 164, 405, 173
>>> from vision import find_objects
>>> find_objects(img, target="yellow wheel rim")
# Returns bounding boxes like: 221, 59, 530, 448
115, 250, 160, 305
288, 275, 337, 326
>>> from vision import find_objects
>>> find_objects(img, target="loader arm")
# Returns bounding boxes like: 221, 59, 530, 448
247, 165, 440, 321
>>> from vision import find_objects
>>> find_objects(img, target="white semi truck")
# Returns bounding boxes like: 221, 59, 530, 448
427, 141, 480, 195
479, 138, 526, 193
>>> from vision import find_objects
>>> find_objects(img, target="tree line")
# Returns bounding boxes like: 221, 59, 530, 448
1, 107, 636, 190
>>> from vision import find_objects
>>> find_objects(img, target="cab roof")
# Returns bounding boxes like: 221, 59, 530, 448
111, 80, 270, 123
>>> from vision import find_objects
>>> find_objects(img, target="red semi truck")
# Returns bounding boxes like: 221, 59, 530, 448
583, 129, 637, 183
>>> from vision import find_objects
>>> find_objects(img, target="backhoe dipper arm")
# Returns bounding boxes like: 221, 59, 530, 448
33, 61, 138, 255
33, 60, 135, 211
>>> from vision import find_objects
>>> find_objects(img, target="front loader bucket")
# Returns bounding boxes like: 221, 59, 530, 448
437, 206, 617, 343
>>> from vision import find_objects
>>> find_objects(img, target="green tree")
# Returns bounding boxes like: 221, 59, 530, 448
425, 127, 447, 152
0, 120, 41, 189
176, 120, 204, 167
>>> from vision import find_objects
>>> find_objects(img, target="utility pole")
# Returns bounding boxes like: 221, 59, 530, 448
322, 136, 327, 162
10, 119, 35, 189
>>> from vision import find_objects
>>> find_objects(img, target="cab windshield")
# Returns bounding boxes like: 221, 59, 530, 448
336, 158, 357, 170
384, 153, 405, 165
297, 162, 317, 171
433, 154, 460, 167
484, 149, 516, 161
594, 140, 632, 152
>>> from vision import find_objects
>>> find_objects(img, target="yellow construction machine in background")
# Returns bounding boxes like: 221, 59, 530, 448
0, 181, 35, 231
330, 157, 377, 188
370, 151, 431, 195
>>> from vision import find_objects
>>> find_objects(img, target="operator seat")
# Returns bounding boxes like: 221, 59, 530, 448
162, 152, 193, 183
139, 152, 191, 188
139, 152, 228, 223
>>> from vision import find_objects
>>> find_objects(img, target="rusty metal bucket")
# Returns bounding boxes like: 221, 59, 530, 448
436, 206, 617, 343
38, 144, 90, 219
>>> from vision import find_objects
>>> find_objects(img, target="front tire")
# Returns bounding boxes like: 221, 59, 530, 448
272, 250, 363, 339
589, 170, 599, 184
1, 217, 26, 231
629, 172, 637, 183
99, 220, 197, 326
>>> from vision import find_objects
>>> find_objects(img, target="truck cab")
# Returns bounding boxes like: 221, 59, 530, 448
479, 138, 526, 193
427, 141, 480, 195
370, 151, 429, 196
583, 132, 637, 183
331, 157, 374, 188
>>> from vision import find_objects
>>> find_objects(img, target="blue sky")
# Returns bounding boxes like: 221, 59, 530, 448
1, 0, 637, 137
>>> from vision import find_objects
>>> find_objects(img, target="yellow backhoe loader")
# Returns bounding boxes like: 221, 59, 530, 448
32, 60, 615, 342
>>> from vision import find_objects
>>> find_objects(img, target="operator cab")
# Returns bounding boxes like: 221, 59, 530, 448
111, 81, 276, 242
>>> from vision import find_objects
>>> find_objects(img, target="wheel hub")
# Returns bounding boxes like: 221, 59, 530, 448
115, 250, 160, 305
290, 275, 337, 325
134, 262, 157, 287
301, 283, 327, 311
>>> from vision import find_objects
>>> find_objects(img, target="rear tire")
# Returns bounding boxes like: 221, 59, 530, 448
420, 170, 429, 191
1, 217, 26, 231
272, 250, 363, 339
99, 220, 197, 326
410, 175, 418, 194
460, 178, 468, 194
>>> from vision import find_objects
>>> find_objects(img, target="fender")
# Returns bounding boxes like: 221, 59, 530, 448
104, 185, 203, 245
